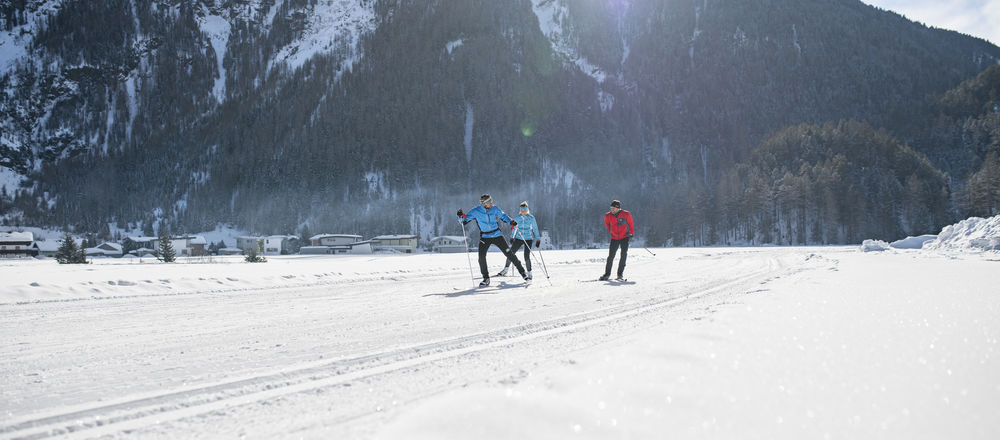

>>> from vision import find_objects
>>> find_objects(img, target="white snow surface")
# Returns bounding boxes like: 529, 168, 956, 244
531, 0, 609, 84
860, 238, 891, 252
924, 215, 1000, 252
199, 11, 231, 103
268, 0, 376, 76
0, 165, 24, 193
2, 246, 998, 439
890, 234, 938, 249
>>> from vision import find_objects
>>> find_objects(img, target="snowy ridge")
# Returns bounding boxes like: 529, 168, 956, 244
923, 215, 1000, 252
267, 0, 377, 77
530, 0, 609, 84
0, 1, 64, 74
199, 10, 232, 103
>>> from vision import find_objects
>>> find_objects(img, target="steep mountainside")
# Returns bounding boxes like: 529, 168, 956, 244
1, 0, 998, 244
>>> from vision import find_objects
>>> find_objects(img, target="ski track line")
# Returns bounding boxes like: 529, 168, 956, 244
3, 255, 805, 440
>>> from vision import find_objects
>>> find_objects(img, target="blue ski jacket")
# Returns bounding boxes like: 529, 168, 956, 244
509, 213, 539, 242
460, 205, 513, 238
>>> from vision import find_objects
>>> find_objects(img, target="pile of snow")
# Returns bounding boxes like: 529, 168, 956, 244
923, 215, 1000, 252
859, 239, 890, 252
890, 234, 937, 249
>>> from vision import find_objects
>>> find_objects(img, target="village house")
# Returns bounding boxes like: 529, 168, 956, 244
236, 235, 300, 255
125, 236, 158, 256
85, 242, 124, 258
430, 236, 469, 253
0, 231, 37, 258
371, 235, 419, 253
151, 236, 208, 257
33, 239, 61, 258
300, 234, 372, 254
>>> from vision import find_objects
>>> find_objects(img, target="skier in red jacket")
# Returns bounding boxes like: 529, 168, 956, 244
600, 199, 634, 281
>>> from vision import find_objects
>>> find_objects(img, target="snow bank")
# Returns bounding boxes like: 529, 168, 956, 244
859, 239, 890, 252
890, 234, 937, 249
923, 215, 1000, 252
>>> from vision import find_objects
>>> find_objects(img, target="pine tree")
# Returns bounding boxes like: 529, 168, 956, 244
55, 232, 78, 264
158, 229, 176, 262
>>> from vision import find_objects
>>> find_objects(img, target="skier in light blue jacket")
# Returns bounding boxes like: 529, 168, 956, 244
457, 194, 529, 287
497, 201, 540, 278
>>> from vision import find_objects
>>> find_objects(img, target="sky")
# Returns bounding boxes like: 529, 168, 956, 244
862, 0, 1000, 46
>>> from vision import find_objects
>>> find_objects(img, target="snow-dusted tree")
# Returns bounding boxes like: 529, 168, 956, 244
158, 230, 176, 263
55, 232, 86, 264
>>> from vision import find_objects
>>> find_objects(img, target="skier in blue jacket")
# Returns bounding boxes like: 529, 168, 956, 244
497, 201, 540, 278
457, 194, 529, 287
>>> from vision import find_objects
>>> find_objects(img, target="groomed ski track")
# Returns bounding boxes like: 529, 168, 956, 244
0, 249, 829, 439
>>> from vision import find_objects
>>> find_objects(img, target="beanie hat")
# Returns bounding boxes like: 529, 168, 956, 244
610, 200, 621, 208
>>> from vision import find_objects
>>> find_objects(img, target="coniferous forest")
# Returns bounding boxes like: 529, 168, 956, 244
1, 0, 999, 245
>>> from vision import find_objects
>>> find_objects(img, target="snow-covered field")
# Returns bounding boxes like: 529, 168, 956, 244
1, 242, 998, 439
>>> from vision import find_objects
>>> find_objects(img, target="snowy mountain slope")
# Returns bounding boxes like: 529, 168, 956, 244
3, 0, 1000, 245
1, 246, 997, 438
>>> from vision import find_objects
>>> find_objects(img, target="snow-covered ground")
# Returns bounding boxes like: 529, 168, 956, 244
1, 244, 998, 439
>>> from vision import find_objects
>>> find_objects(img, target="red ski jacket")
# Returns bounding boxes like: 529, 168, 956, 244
604, 210, 634, 240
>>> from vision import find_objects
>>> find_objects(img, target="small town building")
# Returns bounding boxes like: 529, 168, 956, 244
0, 231, 37, 258
218, 247, 244, 256
371, 235, 419, 253
301, 234, 372, 254
151, 236, 208, 257
85, 242, 124, 258
33, 239, 61, 258
430, 236, 469, 253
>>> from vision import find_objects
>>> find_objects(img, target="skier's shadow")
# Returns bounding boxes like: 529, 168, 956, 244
424, 282, 524, 298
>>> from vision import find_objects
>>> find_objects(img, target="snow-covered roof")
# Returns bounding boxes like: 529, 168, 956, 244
33, 240, 61, 251
188, 236, 207, 245
97, 242, 123, 251
432, 236, 467, 242
310, 234, 362, 240
0, 231, 33, 242
372, 235, 419, 240
127, 236, 158, 242
267, 235, 299, 240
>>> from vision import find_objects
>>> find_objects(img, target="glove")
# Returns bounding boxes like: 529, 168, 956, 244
457, 209, 465, 218
535, 240, 541, 248
510, 220, 517, 226
627, 233, 633, 238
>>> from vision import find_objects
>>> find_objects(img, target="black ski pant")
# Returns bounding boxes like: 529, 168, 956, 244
503, 239, 532, 272
479, 236, 525, 279
603, 237, 630, 278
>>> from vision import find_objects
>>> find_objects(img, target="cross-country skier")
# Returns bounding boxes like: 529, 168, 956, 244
600, 199, 634, 281
496, 201, 540, 278
457, 194, 530, 287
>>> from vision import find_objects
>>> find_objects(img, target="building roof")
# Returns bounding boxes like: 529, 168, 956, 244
127, 236, 158, 242
372, 235, 419, 240
97, 242, 123, 251
432, 236, 467, 242
0, 231, 33, 242
33, 240, 61, 251
310, 234, 363, 240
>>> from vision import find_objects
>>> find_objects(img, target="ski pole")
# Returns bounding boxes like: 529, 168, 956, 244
524, 224, 551, 281
644, 247, 656, 256
460, 218, 476, 288
514, 224, 552, 285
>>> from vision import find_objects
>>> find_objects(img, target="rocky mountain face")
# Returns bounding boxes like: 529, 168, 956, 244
1, 0, 998, 244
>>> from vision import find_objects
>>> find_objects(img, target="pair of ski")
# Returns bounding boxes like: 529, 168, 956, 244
581, 277, 629, 283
